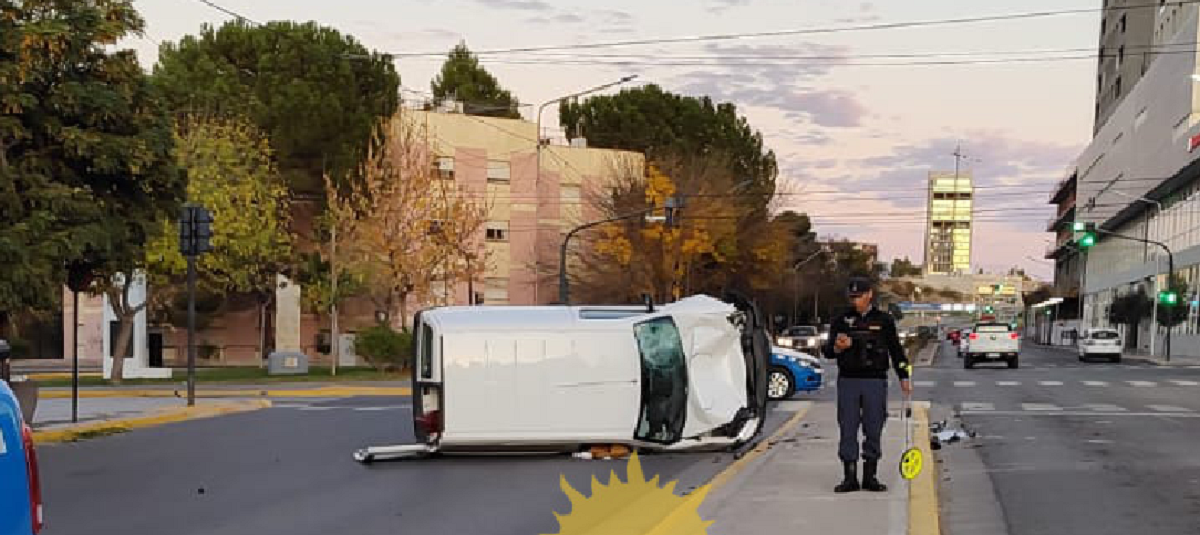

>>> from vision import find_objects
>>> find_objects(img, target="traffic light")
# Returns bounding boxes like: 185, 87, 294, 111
179, 204, 214, 257
1075, 222, 1097, 249
1159, 290, 1179, 306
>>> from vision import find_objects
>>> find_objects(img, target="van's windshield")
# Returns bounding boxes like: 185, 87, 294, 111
633, 317, 688, 444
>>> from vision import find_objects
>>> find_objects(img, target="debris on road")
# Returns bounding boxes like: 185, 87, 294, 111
929, 420, 977, 450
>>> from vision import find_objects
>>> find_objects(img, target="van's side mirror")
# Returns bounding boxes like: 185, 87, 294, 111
0, 339, 10, 361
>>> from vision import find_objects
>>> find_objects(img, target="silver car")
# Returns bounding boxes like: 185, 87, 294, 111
776, 326, 822, 353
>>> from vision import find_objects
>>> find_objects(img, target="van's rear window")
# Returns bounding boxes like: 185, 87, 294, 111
975, 324, 1011, 333
420, 323, 434, 379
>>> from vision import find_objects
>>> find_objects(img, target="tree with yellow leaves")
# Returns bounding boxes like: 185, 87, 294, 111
337, 111, 488, 328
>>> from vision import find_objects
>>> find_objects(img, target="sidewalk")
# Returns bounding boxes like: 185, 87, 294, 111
699, 400, 936, 535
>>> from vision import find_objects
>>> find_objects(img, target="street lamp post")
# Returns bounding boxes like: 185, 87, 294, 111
534, 76, 637, 303
558, 198, 680, 305
792, 250, 826, 324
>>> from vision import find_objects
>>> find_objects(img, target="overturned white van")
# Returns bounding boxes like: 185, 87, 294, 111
353, 294, 770, 462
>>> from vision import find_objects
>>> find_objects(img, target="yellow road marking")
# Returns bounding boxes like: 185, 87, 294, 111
33, 400, 271, 444
909, 402, 941, 535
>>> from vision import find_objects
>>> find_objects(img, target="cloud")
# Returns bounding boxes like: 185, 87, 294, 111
473, 0, 551, 11
527, 12, 585, 24
706, 0, 752, 12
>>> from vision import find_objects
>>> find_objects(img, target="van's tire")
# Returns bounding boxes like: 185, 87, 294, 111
767, 367, 795, 401
1007, 357, 1019, 369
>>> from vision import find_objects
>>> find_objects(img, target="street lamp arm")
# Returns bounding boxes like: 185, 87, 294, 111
558, 205, 661, 305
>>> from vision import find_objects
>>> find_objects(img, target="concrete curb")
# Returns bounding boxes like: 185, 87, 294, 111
908, 401, 940, 535
705, 402, 813, 492
32, 400, 272, 444
38, 386, 411, 399
914, 342, 938, 367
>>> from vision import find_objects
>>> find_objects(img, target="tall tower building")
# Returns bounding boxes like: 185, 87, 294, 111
1092, 0, 1157, 134
924, 169, 973, 275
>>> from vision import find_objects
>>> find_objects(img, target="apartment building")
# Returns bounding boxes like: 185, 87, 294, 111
1072, 2, 1200, 358
924, 171, 974, 275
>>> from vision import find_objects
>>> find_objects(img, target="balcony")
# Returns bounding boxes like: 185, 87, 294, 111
1045, 206, 1076, 232
1049, 171, 1078, 205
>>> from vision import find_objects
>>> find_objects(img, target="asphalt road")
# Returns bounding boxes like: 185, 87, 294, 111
924, 341, 1200, 535
36, 394, 805, 535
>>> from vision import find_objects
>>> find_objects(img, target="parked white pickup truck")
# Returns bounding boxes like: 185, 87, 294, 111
963, 322, 1020, 369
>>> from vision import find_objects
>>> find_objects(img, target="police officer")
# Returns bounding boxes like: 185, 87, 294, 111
823, 277, 911, 493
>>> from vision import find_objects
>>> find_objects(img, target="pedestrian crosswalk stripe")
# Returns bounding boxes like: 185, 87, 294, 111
1083, 381, 1109, 386
954, 381, 976, 387
1082, 403, 1126, 412
1127, 381, 1157, 387
1039, 381, 1064, 386
1147, 405, 1192, 413
914, 381, 936, 387
961, 402, 994, 411
1170, 380, 1200, 386
996, 381, 1021, 386
1022, 403, 1061, 411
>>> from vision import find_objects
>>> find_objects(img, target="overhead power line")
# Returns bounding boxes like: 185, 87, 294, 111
191, 0, 259, 25
386, 1, 1200, 58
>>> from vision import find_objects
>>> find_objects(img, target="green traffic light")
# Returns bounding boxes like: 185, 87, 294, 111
1079, 233, 1096, 248
1159, 291, 1179, 306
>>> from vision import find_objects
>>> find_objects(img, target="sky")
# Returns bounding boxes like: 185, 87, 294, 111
120, 0, 1109, 281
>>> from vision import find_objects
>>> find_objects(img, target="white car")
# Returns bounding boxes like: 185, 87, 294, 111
353, 295, 770, 462
963, 323, 1020, 369
776, 326, 822, 353
1078, 328, 1123, 363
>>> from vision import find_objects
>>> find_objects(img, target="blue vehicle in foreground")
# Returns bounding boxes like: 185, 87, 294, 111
767, 346, 824, 400
1, 374, 43, 535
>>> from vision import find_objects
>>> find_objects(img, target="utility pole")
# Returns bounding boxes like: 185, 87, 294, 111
330, 218, 339, 376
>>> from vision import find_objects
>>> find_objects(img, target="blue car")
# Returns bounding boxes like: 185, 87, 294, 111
1, 380, 43, 535
768, 346, 824, 400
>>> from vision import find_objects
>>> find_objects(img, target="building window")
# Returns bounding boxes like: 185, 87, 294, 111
1117, 45, 1124, 67
435, 156, 455, 180
1115, 77, 1122, 98
485, 221, 509, 242
1120, 13, 1127, 33
486, 160, 510, 183
484, 278, 509, 304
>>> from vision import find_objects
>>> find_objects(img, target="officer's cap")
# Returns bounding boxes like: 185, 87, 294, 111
846, 277, 874, 297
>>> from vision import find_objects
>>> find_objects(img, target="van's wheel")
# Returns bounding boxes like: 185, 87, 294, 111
767, 367, 795, 401
1007, 357, 1019, 369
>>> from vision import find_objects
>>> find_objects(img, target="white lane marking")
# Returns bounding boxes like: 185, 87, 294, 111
914, 381, 937, 388
961, 402, 995, 411
1187, 366, 1200, 370
1039, 381, 1064, 386
954, 381, 976, 387
299, 407, 336, 411
1022, 403, 1062, 411
1082, 403, 1126, 412
1086, 439, 1114, 444
961, 411, 1200, 418
353, 407, 396, 412
1170, 380, 1200, 386
1127, 380, 1158, 387
996, 381, 1021, 386
1083, 381, 1109, 387
1147, 405, 1193, 413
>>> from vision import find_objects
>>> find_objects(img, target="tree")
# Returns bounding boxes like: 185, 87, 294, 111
146, 116, 294, 363
152, 21, 400, 194
0, 0, 185, 381
430, 43, 521, 119
1108, 289, 1153, 330
890, 257, 922, 278
559, 84, 778, 192
1156, 275, 1189, 328
339, 112, 488, 327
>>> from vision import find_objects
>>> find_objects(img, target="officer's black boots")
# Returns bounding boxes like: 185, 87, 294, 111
862, 460, 887, 492
834, 461, 861, 493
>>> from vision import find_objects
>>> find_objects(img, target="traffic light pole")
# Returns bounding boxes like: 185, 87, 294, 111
1095, 229, 1174, 361
186, 254, 196, 406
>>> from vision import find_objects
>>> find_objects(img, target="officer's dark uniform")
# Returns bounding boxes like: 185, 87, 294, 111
823, 278, 909, 493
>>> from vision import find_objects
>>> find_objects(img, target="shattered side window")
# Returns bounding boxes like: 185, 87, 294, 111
633, 317, 689, 444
